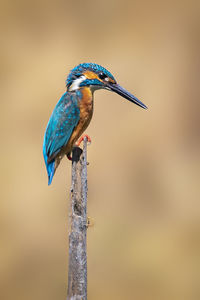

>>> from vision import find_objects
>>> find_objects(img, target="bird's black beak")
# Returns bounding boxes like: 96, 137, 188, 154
107, 83, 147, 109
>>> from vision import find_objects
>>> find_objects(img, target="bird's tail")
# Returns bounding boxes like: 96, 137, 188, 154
43, 144, 55, 185
46, 160, 55, 185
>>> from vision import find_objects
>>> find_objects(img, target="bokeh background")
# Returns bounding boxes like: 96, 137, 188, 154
0, 0, 200, 299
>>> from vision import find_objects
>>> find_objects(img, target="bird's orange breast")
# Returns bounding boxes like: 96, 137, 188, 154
67, 87, 93, 150
79, 87, 93, 119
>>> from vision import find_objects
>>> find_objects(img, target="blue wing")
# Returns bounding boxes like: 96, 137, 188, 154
43, 92, 80, 185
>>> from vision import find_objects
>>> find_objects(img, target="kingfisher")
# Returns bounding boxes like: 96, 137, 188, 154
43, 63, 147, 185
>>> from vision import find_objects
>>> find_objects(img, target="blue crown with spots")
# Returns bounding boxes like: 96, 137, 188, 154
66, 63, 115, 87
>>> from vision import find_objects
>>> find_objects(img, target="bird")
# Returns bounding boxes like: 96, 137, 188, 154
43, 63, 147, 185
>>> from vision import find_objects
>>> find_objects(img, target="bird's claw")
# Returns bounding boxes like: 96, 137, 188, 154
67, 153, 72, 161
76, 134, 91, 147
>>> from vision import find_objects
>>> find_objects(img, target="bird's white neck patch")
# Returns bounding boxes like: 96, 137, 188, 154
69, 75, 86, 91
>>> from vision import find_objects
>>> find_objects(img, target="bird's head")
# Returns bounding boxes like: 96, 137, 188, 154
66, 63, 147, 109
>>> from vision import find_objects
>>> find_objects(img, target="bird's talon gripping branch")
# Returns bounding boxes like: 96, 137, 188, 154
76, 134, 91, 147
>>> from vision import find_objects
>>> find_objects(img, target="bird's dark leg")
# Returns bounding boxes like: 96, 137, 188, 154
76, 134, 91, 147
66, 135, 91, 161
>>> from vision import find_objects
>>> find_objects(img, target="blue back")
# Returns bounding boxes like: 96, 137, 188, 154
43, 92, 80, 184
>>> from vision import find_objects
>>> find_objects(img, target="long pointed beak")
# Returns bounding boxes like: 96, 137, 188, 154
107, 83, 147, 109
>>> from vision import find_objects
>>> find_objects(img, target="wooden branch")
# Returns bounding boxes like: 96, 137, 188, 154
67, 138, 88, 300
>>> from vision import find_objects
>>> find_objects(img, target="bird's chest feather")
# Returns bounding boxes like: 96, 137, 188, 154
66, 87, 93, 149
78, 87, 93, 126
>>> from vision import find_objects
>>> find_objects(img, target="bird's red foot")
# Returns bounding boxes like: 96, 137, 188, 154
66, 153, 72, 160
76, 134, 91, 147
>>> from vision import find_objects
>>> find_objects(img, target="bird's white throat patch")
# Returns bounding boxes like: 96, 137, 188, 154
69, 75, 86, 91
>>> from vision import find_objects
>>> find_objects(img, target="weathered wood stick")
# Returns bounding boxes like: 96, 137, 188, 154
67, 138, 88, 300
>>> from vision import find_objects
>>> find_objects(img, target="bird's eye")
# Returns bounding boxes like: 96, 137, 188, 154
99, 72, 108, 80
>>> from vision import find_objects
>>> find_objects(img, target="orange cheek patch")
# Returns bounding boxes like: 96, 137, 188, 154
83, 70, 116, 84
83, 71, 100, 80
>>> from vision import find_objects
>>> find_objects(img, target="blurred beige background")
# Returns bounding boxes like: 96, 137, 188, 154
0, 0, 200, 299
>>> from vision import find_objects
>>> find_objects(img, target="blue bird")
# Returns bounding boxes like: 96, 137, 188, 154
43, 63, 147, 185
